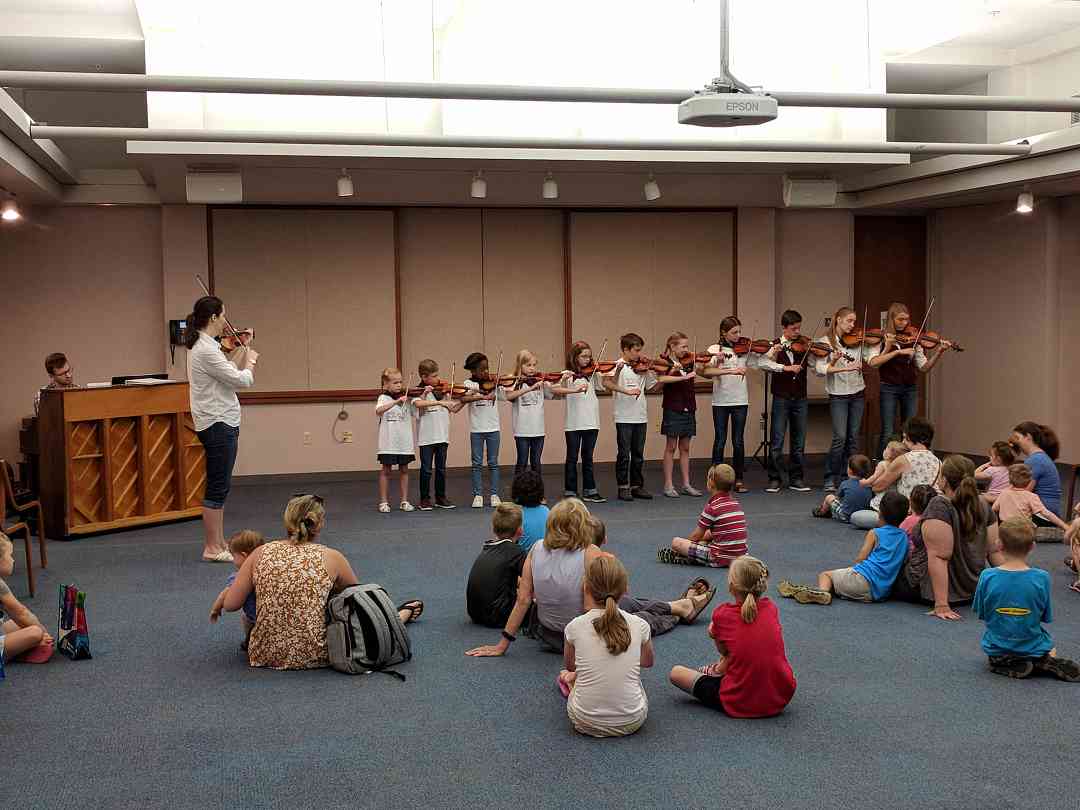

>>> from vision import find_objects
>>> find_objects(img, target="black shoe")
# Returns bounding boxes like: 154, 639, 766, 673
789, 480, 811, 492
618, 488, 634, 502
631, 488, 653, 500
435, 497, 456, 509
765, 480, 782, 493
582, 492, 607, 503
1033, 654, 1080, 682
811, 506, 831, 518
989, 655, 1035, 679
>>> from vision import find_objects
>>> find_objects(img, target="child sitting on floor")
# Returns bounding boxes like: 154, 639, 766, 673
864, 441, 908, 488
668, 555, 796, 718
975, 441, 1015, 504
0, 533, 53, 673
511, 470, 549, 552
972, 517, 1080, 681
993, 464, 1070, 531
782, 491, 910, 605
559, 556, 655, 737
1066, 503, 1080, 593
901, 484, 936, 553
466, 503, 527, 628
589, 515, 607, 548
210, 530, 265, 649
812, 454, 873, 522
658, 464, 748, 567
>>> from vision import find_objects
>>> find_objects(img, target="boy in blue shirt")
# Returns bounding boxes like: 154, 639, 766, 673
811, 454, 873, 522
972, 516, 1080, 681
782, 491, 909, 605
511, 470, 549, 552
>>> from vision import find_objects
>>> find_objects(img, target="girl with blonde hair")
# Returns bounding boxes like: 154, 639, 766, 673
505, 349, 553, 476
816, 306, 870, 492
669, 555, 796, 718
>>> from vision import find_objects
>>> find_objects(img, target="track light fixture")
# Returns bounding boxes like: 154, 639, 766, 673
644, 174, 661, 201
1016, 190, 1034, 214
542, 171, 559, 200
470, 170, 487, 199
1, 197, 20, 221
336, 169, 354, 197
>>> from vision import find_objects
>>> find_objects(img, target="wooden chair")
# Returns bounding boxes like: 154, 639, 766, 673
1, 459, 47, 597
1, 519, 36, 597
1068, 465, 1080, 518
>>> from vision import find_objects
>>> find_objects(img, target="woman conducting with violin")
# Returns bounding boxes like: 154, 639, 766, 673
185, 295, 258, 562
817, 307, 868, 492
865, 302, 953, 460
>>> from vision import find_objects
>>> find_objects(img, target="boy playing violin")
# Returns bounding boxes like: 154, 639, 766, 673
413, 359, 464, 511
602, 333, 659, 502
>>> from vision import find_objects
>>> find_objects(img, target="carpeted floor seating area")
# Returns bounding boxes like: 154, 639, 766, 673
4, 461, 1078, 809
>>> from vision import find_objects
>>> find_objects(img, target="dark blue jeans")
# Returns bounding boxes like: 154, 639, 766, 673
827, 393, 865, 485
615, 422, 646, 489
514, 436, 544, 476
564, 429, 599, 495
711, 405, 747, 479
767, 397, 806, 484
419, 442, 448, 500
196, 422, 239, 509
877, 383, 919, 458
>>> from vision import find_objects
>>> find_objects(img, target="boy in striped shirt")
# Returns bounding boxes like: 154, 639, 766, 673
658, 464, 748, 567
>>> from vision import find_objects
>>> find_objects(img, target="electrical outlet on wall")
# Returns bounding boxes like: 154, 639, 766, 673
303, 432, 312, 446
342, 431, 353, 443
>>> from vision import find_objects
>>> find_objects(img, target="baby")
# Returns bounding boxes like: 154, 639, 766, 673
210, 530, 265, 649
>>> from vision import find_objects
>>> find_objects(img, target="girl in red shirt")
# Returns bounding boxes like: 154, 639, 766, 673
669, 555, 796, 718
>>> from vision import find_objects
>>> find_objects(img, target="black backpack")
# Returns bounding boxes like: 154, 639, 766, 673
325, 584, 412, 680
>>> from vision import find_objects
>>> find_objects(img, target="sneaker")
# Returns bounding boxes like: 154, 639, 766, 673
734, 482, 749, 494
582, 492, 607, 503
618, 488, 634, 502
823, 481, 838, 493
490, 495, 501, 507
793, 587, 832, 605
989, 655, 1035, 679
400, 501, 415, 512
788, 480, 811, 492
811, 506, 831, 518
657, 547, 688, 565
418, 499, 434, 511
378, 502, 391, 513
1033, 654, 1080, 682
471, 495, 484, 508
435, 497, 456, 509
663, 487, 680, 498
631, 488, 654, 500
777, 580, 807, 598
765, 480, 782, 493
680, 484, 703, 497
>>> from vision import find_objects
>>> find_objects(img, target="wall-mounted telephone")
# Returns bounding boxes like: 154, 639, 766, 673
168, 319, 188, 364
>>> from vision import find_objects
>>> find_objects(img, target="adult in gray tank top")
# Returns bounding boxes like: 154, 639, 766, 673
466, 499, 717, 657
850, 417, 941, 530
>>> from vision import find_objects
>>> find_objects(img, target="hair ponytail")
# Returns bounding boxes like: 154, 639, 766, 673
940, 455, 984, 540
728, 555, 769, 624
1013, 421, 1060, 461
585, 556, 631, 655
283, 495, 326, 544
185, 296, 224, 349
740, 591, 758, 624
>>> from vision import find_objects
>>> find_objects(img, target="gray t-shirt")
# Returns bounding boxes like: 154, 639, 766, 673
0, 577, 10, 623
898, 495, 995, 604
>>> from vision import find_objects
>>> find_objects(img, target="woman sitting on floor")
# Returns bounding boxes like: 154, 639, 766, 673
223, 494, 423, 670
465, 498, 716, 657
890, 455, 1003, 620
850, 417, 941, 530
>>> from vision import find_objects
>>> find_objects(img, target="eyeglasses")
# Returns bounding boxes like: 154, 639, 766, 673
292, 493, 325, 505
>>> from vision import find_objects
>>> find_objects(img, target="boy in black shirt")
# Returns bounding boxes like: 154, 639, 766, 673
466, 503, 528, 628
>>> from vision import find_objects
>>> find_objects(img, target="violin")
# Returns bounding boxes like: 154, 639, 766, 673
569, 360, 619, 379
194, 274, 256, 362
840, 328, 887, 349
511, 371, 565, 387
787, 335, 856, 363
891, 325, 964, 353
405, 380, 470, 400
713, 338, 777, 356
629, 355, 695, 375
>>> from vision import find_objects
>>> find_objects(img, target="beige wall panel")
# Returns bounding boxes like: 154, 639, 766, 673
481, 210, 565, 371
0, 208, 164, 462
736, 208, 777, 455
1057, 198, 1080, 463
212, 209, 310, 391
398, 209, 484, 385
304, 211, 396, 390
162, 205, 209, 379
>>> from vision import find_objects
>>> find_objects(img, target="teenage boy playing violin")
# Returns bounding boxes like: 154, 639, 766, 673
657, 332, 704, 499
755, 310, 813, 494
413, 359, 464, 511
603, 333, 661, 501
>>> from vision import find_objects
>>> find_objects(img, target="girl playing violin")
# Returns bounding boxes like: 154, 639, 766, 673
551, 341, 607, 502
865, 302, 951, 460
413, 359, 464, 511
816, 307, 870, 493
375, 368, 416, 513
461, 352, 503, 509
656, 332, 703, 498
703, 316, 753, 493
504, 349, 554, 477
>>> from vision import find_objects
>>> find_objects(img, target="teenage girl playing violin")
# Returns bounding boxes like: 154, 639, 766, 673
504, 349, 554, 477
817, 307, 871, 492
657, 332, 703, 499
550, 341, 607, 502
702, 316, 760, 493
864, 302, 952, 460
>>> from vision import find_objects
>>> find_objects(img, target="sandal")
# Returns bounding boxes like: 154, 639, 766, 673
378, 502, 391, 513
657, 547, 689, 565
398, 599, 424, 623
681, 586, 718, 625
202, 550, 234, 563
1068, 581, 1080, 594
683, 577, 711, 600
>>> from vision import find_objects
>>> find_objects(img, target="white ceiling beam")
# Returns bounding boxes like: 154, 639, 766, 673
0, 89, 78, 184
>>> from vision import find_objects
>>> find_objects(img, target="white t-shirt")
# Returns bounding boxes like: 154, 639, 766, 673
709, 348, 750, 407
463, 379, 501, 434
564, 608, 650, 729
563, 373, 603, 433
611, 363, 655, 424
414, 390, 450, 447
187, 331, 254, 432
510, 383, 552, 438
376, 394, 415, 455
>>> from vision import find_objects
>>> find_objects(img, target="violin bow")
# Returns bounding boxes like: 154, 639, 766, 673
909, 297, 936, 364
494, 350, 503, 395
795, 314, 827, 377
590, 338, 608, 387
860, 305, 868, 369
194, 273, 249, 347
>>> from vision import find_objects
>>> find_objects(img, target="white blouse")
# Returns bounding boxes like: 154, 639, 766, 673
814, 341, 870, 396
187, 332, 254, 432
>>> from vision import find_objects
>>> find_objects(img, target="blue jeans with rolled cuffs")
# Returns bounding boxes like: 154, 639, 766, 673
197, 422, 239, 509
470, 431, 501, 496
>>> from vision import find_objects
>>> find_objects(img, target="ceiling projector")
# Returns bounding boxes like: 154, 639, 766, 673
678, 93, 778, 127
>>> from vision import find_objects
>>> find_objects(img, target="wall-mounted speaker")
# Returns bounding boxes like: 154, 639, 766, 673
782, 177, 838, 207
186, 172, 243, 203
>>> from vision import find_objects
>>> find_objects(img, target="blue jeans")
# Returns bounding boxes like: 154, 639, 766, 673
514, 436, 544, 476
564, 429, 599, 495
196, 422, 239, 509
767, 397, 806, 484
470, 431, 501, 496
827, 393, 865, 485
711, 405, 747, 479
877, 383, 919, 458
419, 442, 447, 500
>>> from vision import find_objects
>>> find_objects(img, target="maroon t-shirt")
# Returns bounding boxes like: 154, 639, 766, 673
709, 597, 796, 718
877, 351, 918, 387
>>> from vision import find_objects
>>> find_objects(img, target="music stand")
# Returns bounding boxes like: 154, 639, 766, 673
751, 370, 771, 471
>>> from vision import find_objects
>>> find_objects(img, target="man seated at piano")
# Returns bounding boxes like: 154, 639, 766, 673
33, 353, 78, 415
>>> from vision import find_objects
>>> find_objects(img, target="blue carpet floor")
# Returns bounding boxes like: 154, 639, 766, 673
3, 460, 1078, 809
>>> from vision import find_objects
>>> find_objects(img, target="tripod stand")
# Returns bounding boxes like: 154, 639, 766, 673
751, 371, 771, 471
